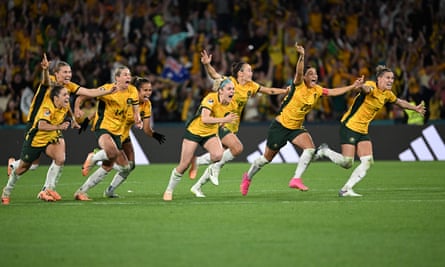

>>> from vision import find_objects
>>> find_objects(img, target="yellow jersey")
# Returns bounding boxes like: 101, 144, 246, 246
277, 82, 324, 130
92, 84, 139, 136
186, 92, 238, 137
121, 99, 152, 141
341, 81, 397, 134
26, 75, 79, 124
25, 86, 69, 147
226, 76, 261, 133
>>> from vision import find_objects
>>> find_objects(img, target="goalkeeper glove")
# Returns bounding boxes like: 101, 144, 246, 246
152, 132, 166, 144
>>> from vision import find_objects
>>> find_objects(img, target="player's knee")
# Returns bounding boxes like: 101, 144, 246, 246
231, 143, 243, 157
254, 155, 269, 168
303, 148, 315, 158
341, 157, 354, 169
361, 155, 373, 170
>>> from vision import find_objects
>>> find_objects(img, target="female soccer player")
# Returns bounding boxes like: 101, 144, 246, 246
103, 76, 166, 198
315, 65, 425, 197
26, 55, 117, 170
74, 65, 142, 201
2, 83, 72, 204
188, 49, 289, 187
163, 78, 238, 201
240, 43, 364, 196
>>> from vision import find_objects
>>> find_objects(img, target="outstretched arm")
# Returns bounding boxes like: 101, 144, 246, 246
396, 99, 426, 115
201, 50, 223, 80
325, 76, 364, 96
40, 53, 50, 85
293, 43, 305, 85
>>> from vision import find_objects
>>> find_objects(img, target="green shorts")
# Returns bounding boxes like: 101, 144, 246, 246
218, 126, 236, 139
95, 129, 123, 150
339, 124, 371, 145
184, 130, 216, 147
266, 120, 307, 150
20, 138, 62, 164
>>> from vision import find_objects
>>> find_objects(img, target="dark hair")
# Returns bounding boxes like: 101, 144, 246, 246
231, 62, 247, 78
50, 85, 65, 99
375, 65, 392, 78
132, 76, 150, 90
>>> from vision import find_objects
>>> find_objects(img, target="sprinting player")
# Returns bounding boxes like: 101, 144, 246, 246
163, 78, 238, 201
103, 76, 166, 198
26, 57, 117, 170
315, 65, 425, 197
2, 80, 72, 204
188, 49, 289, 187
240, 43, 364, 196
74, 65, 142, 201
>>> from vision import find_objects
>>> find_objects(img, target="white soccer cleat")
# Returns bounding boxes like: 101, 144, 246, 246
338, 189, 362, 197
190, 185, 206, 198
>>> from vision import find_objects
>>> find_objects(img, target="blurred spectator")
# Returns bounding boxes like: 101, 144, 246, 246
0, 0, 443, 127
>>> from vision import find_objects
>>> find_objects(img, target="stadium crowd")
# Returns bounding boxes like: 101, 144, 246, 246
0, 0, 444, 127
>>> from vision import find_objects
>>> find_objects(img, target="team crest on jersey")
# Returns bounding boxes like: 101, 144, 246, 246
208, 99, 214, 105
44, 110, 51, 117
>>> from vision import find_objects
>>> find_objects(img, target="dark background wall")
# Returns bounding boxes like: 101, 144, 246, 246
2, 123, 444, 165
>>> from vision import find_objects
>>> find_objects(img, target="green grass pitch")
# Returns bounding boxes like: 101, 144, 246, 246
0, 161, 444, 267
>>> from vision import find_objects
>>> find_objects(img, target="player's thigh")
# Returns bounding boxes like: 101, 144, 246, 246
203, 136, 224, 162
221, 133, 243, 155
291, 132, 315, 149
46, 141, 66, 164
356, 141, 373, 157
122, 141, 135, 162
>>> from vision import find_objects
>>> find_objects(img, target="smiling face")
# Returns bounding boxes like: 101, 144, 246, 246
54, 65, 72, 85
304, 67, 318, 88
238, 63, 253, 82
377, 71, 394, 91
52, 86, 70, 109
138, 82, 153, 103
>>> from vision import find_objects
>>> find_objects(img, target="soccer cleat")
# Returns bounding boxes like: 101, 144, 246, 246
289, 178, 309, 191
338, 189, 362, 197
74, 192, 92, 201
104, 186, 120, 198
37, 190, 56, 202
208, 164, 220, 186
188, 156, 198, 179
1, 196, 10, 205
163, 190, 173, 201
7, 157, 15, 176
240, 173, 251, 196
190, 185, 206, 198
313, 143, 328, 160
81, 152, 95, 176
45, 189, 62, 201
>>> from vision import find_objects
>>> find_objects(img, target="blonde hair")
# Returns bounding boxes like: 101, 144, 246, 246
375, 65, 392, 78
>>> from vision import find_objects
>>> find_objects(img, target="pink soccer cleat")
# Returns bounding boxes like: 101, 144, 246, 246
289, 178, 309, 191
240, 173, 251, 196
